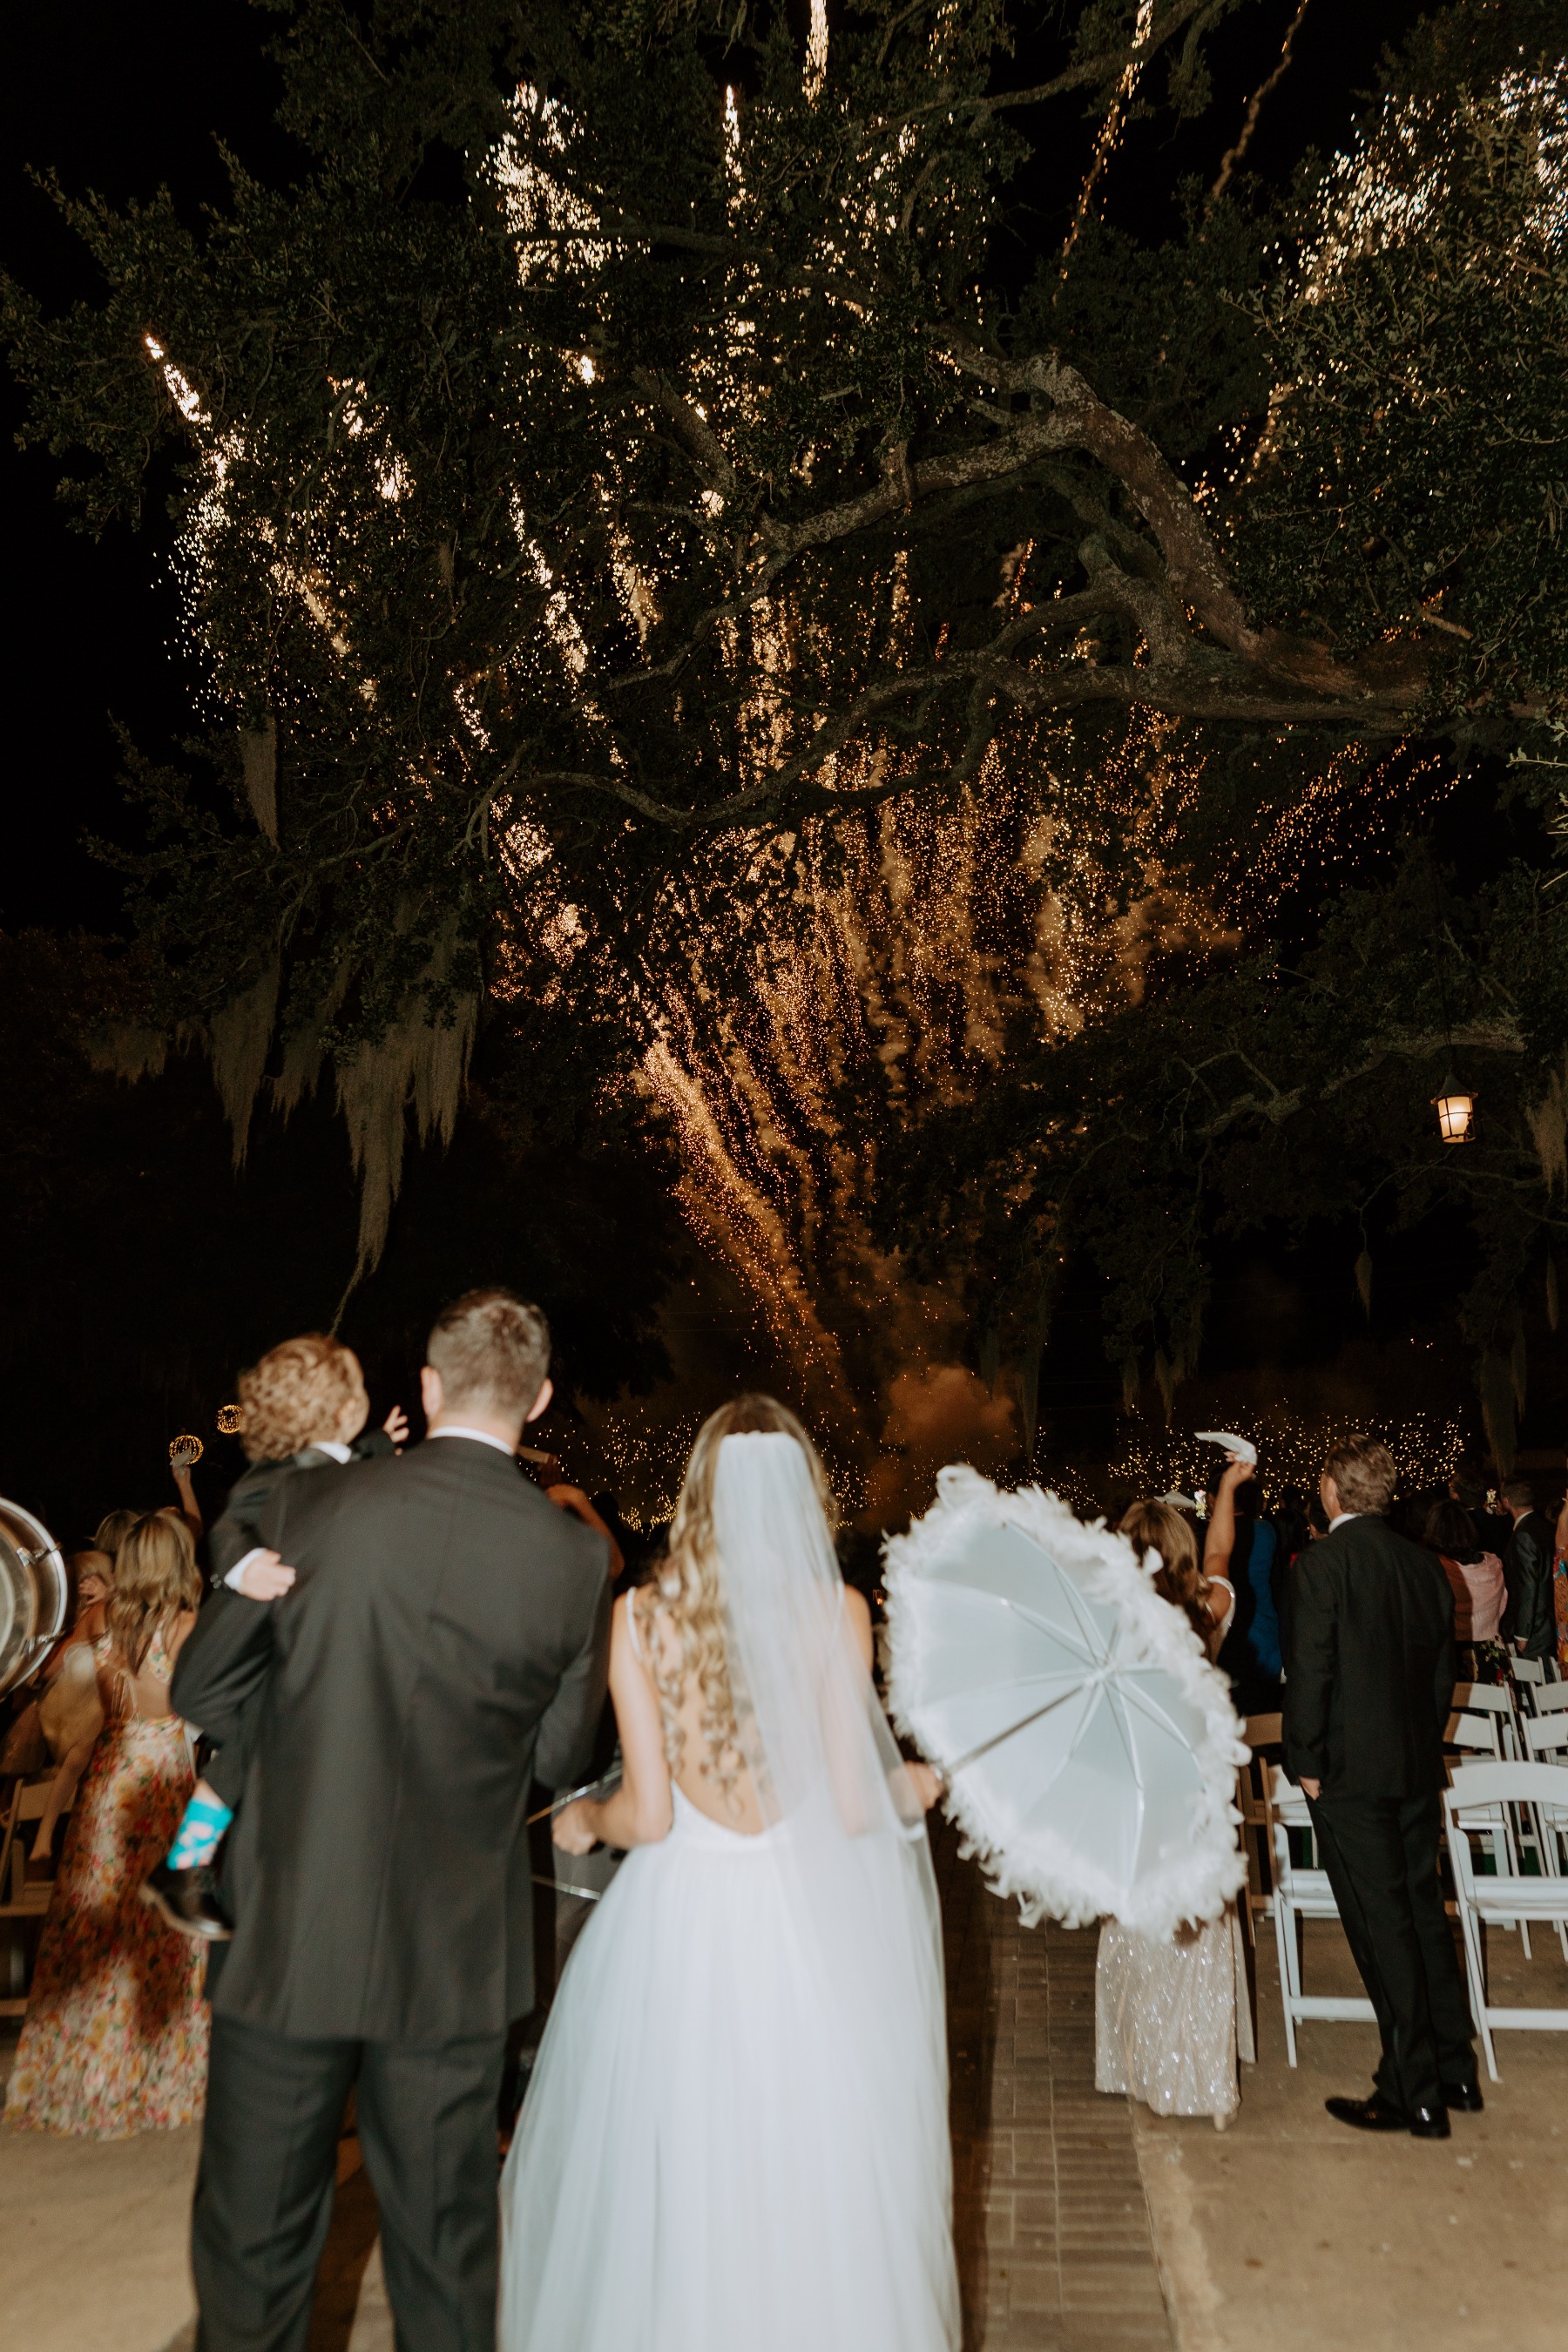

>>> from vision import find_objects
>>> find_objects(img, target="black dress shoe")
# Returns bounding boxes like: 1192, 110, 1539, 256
140, 1859, 233, 1942
1443, 2079, 1485, 2112
1325, 2093, 1410, 2132
1408, 2105, 1451, 2139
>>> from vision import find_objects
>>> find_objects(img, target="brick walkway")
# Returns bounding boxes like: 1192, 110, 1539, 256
936, 1822, 1173, 2352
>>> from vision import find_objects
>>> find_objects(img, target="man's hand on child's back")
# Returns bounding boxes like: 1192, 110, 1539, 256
234, 1551, 297, 1602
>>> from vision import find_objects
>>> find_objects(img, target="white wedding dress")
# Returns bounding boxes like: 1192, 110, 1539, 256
498, 1434, 960, 2352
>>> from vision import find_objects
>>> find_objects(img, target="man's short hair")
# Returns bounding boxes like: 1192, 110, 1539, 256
1501, 1476, 1534, 1510
238, 1335, 368, 1463
1322, 1433, 1397, 1517
427, 1288, 551, 1417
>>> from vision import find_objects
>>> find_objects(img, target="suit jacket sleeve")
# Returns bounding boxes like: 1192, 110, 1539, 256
206, 1464, 276, 1584
1283, 1555, 1337, 1784
1514, 1523, 1556, 1659
172, 1467, 307, 1740
170, 1587, 277, 1748
533, 1540, 613, 1791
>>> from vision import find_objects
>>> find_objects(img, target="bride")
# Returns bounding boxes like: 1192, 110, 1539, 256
499, 1396, 960, 2351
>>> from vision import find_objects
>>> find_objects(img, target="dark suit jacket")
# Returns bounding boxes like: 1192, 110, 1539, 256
1283, 1513, 1456, 1798
1503, 1509, 1555, 1658
206, 1429, 395, 1583
172, 1436, 611, 2044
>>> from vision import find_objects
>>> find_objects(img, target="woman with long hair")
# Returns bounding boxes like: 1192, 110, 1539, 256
499, 1396, 959, 2352
1094, 1499, 1254, 2131
5, 1511, 209, 2137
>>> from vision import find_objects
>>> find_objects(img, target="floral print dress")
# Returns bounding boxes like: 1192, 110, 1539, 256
4, 1630, 208, 2137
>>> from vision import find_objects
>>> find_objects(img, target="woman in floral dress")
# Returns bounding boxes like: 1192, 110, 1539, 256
5, 1511, 209, 2137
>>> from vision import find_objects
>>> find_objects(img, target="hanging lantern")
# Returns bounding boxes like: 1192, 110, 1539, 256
1434, 1090, 1475, 1144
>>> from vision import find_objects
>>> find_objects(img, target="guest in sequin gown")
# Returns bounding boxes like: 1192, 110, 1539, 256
4, 1511, 208, 2139
1095, 1497, 1254, 2131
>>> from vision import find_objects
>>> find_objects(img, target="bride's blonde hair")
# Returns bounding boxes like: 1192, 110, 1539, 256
639, 1394, 837, 1801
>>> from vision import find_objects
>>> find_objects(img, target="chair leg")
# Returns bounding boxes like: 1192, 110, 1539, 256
1495, 1815, 1527, 1950
1274, 1896, 1299, 2068
1457, 1901, 1499, 2083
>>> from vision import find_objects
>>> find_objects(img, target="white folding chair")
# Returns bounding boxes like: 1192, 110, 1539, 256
1268, 1766, 1375, 2065
1511, 1657, 1548, 1704
1446, 1702, 1526, 1885
1453, 1681, 1521, 1758
1531, 1679, 1568, 1715
1237, 1713, 1283, 1929
1523, 1715, 1568, 1943
1445, 1762, 1568, 2079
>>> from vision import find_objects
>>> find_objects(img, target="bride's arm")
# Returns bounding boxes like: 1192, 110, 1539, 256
834, 1587, 943, 1823
552, 1593, 673, 1855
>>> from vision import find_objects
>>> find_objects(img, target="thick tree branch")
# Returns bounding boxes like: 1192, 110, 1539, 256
1193, 1022, 1524, 1138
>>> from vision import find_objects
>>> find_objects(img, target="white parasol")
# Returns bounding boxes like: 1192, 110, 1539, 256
883, 1467, 1247, 1938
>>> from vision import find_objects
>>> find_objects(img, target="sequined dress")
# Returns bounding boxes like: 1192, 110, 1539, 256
1094, 1909, 1254, 2125
4, 1630, 209, 2138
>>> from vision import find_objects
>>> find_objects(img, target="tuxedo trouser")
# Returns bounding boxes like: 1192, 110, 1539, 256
1308, 1790, 1475, 2116
193, 2012, 506, 2352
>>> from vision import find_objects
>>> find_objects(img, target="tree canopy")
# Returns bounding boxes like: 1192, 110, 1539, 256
7, 0, 1568, 1454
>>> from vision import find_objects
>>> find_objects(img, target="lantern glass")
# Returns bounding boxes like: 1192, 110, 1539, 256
1435, 1092, 1474, 1144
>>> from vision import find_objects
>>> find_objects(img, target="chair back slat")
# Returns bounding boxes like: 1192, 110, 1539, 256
1453, 1682, 1512, 1715
1445, 1710, 1504, 1757
1447, 1759, 1568, 1806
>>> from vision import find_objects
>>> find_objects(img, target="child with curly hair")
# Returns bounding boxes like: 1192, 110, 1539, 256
141, 1333, 404, 1940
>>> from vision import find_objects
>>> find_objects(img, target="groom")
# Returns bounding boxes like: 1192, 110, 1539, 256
172, 1288, 612, 2352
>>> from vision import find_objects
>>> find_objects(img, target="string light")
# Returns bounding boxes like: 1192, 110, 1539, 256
1100, 1409, 1465, 1506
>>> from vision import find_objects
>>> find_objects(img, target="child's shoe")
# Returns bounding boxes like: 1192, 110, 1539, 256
141, 1859, 233, 1941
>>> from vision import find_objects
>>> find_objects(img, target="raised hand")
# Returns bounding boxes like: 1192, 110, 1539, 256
382, 1404, 410, 1450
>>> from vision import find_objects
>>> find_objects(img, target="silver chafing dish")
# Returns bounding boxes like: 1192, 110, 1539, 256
0, 1497, 68, 1699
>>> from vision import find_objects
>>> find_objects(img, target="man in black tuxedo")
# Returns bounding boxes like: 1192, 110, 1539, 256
1284, 1433, 1478, 2139
1499, 1477, 1556, 1658
172, 1288, 612, 2352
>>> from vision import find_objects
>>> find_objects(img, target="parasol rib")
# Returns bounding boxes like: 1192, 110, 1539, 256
941, 1679, 1087, 1777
